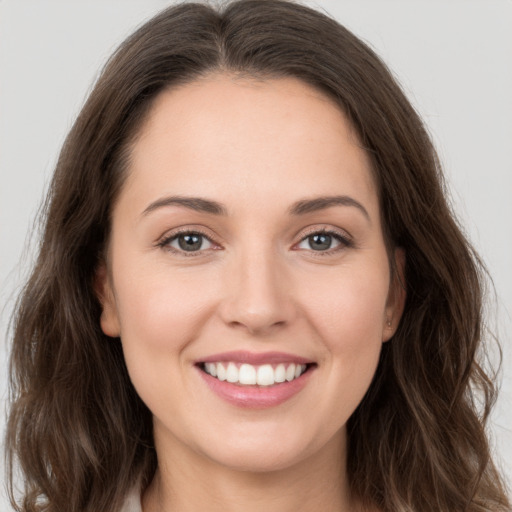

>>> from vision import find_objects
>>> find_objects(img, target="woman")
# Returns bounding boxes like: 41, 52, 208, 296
5, 1, 510, 511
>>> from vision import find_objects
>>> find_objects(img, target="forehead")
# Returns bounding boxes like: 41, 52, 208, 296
121, 74, 377, 217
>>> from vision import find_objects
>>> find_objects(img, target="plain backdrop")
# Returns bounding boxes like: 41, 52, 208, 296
1, 0, 511, 507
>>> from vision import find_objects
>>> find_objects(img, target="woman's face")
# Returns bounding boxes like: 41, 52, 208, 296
98, 74, 405, 473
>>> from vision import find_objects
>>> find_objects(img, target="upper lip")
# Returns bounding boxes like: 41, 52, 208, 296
197, 351, 314, 365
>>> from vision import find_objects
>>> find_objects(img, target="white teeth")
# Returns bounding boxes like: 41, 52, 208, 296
204, 362, 217, 377
226, 362, 239, 383
216, 363, 227, 381
285, 364, 296, 382
239, 363, 257, 385
256, 364, 275, 386
203, 362, 307, 386
274, 364, 286, 383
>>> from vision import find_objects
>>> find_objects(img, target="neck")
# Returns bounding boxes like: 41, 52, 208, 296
142, 430, 359, 512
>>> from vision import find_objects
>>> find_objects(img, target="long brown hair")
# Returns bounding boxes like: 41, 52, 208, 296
5, 1, 510, 511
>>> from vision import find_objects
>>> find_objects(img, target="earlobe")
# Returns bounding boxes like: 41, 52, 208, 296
382, 248, 406, 342
94, 262, 121, 338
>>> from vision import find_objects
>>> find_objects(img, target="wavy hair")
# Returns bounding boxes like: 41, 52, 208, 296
5, 1, 510, 511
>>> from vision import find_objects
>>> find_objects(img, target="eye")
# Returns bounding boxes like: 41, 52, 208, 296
158, 230, 216, 256
157, 227, 352, 257
296, 229, 352, 254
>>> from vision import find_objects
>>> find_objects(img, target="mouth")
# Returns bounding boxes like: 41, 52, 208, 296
194, 351, 316, 408
198, 361, 314, 387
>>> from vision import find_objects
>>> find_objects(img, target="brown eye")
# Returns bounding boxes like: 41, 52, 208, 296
176, 233, 204, 251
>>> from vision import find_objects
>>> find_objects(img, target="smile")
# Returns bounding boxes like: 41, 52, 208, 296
196, 351, 316, 408
202, 362, 308, 386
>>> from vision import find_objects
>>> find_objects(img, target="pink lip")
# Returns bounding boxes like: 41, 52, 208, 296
196, 364, 315, 410
197, 350, 313, 365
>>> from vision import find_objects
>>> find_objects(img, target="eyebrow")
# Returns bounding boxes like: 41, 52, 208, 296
141, 194, 370, 222
288, 195, 370, 221
142, 196, 227, 216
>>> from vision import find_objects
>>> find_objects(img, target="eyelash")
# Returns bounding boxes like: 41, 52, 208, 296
156, 227, 354, 258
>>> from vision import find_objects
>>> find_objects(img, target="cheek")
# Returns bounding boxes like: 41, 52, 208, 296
302, 265, 388, 403
306, 265, 389, 349
114, 264, 215, 350
112, 266, 217, 410
110, 267, 213, 405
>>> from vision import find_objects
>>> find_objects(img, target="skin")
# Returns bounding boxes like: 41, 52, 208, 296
97, 74, 405, 512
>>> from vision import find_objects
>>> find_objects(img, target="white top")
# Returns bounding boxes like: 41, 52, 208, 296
120, 486, 143, 512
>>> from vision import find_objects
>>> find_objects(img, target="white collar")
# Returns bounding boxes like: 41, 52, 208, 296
120, 485, 143, 512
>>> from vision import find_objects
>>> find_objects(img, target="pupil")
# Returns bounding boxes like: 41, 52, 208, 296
178, 234, 202, 251
310, 234, 331, 251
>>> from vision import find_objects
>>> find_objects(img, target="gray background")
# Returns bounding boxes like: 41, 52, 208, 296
1, 0, 511, 507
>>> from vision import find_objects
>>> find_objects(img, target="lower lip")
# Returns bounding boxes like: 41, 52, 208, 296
197, 366, 314, 409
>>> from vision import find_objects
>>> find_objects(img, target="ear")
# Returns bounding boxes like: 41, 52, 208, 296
94, 262, 121, 338
382, 248, 406, 342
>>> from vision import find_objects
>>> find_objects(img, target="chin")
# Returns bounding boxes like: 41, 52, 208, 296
209, 445, 307, 474
197, 425, 330, 474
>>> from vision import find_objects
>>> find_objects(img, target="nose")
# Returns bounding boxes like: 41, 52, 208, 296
217, 244, 296, 336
